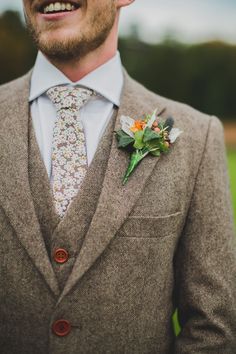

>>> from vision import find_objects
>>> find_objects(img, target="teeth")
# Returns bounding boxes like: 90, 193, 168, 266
43, 2, 76, 14
66, 3, 72, 10
54, 2, 61, 11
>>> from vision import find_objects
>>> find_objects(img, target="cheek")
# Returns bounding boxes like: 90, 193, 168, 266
87, 2, 114, 20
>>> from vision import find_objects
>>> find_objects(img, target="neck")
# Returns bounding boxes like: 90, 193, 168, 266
46, 16, 119, 82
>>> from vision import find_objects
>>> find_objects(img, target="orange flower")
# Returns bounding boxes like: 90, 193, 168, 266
130, 120, 146, 133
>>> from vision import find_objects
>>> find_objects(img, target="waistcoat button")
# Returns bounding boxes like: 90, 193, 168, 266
52, 319, 71, 337
54, 248, 69, 264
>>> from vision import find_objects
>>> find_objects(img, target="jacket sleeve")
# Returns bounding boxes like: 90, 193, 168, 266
174, 116, 236, 353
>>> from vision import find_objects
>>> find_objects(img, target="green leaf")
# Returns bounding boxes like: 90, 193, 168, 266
116, 130, 134, 148
145, 138, 161, 150
134, 130, 145, 149
150, 149, 161, 157
143, 127, 160, 142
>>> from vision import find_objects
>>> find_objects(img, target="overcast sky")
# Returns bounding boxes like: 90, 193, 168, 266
0, 0, 235, 43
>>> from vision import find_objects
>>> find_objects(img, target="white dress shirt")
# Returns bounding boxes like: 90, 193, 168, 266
29, 51, 124, 180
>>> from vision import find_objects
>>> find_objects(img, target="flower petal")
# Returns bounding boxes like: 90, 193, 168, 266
169, 128, 183, 143
120, 115, 135, 137
146, 109, 158, 128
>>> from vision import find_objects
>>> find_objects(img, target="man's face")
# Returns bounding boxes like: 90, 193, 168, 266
23, 0, 117, 61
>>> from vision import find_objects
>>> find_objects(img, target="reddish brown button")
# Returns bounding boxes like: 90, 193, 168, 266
52, 319, 71, 337
54, 248, 69, 264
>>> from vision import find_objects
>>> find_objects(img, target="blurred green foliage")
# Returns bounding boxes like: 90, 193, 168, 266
0, 11, 37, 84
119, 37, 236, 120
1, 10, 236, 120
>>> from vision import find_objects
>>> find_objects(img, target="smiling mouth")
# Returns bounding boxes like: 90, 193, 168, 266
38, 1, 80, 14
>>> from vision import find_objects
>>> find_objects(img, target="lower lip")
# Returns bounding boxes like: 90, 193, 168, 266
39, 9, 79, 21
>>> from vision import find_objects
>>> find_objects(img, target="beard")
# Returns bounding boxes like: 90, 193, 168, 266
24, 3, 116, 62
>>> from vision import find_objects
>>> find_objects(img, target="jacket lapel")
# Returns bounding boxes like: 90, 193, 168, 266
0, 73, 60, 297
58, 72, 166, 303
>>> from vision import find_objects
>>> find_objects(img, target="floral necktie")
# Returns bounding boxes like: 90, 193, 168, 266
46, 85, 94, 218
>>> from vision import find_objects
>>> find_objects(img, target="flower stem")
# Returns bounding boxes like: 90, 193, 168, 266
122, 149, 149, 185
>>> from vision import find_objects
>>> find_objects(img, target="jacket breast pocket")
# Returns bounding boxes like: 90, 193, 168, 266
117, 211, 184, 239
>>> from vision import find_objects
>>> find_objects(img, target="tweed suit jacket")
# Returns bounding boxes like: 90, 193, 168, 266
0, 70, 235, 354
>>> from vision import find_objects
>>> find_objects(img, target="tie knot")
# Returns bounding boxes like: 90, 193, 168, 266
46, 85, 94, 112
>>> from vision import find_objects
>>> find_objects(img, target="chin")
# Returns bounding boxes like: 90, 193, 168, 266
39, 28, 75, 48
42, 25, 76, 39
38, 36, 81, 62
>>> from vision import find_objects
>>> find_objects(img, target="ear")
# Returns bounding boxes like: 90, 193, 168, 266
116, 0, 135, 9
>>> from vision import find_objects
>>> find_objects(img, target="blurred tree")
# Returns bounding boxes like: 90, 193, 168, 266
0, 11, 36, 84
119, 38, 236, 120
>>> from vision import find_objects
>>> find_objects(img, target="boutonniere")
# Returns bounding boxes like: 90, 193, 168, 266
115, 109, 183, 185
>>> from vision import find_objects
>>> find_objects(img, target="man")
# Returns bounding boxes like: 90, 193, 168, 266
0, 0, 235, 353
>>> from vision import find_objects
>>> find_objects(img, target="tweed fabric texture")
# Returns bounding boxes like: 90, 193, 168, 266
28, 114, 60, 257
46, 86, 94, 217
0, 71, 235, 354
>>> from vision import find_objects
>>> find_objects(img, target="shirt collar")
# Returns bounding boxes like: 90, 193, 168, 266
29, 51, 124, 107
